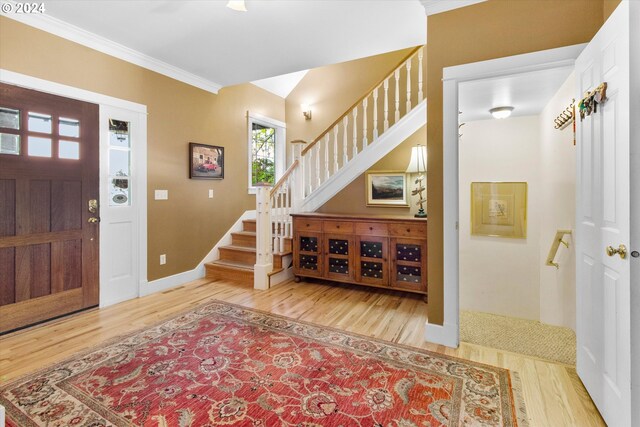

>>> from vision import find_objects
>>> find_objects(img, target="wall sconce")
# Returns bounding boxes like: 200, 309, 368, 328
406, 144, 427, 218
301, 104, 312, 120
226, 1, 247, 12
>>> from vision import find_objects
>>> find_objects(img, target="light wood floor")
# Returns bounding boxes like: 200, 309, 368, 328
0, 278, 605, 426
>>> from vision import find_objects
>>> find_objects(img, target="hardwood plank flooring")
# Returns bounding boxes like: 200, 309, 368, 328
0, 278, 605, 426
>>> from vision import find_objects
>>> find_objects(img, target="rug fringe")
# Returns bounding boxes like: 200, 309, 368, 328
510, 371, 530, 427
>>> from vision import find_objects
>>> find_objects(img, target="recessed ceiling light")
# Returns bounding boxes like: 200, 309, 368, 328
489, 106, 514, 119
227, 1, 247, 12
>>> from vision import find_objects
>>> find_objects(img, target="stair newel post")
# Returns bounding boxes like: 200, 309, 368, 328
363, 97, 369, 148
333, 126, 339, 175
292, 142, 304, 212
254, 186, 273, 290
283, 182, 290, 249
342, 116, 348, 166
383, 79, 389, 131
373, 86, 379, 140
352, 108, 358, 157
406, 59, 412, 113
324, 134, 330, 183
394, 69, 400, 123
275, 187, 281, 255
418, 48, 424, 102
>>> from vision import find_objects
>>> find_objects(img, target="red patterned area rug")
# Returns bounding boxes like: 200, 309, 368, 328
1, 301, 529, 426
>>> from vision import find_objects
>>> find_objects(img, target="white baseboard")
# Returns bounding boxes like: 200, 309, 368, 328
140, 210, 256, 297
425, 320, 459, 348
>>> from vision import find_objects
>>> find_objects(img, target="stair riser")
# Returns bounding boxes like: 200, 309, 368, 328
232, 233, 256, 247
242, 220, 256, 232
219, 248, 256, 264
206, 264, 254, 283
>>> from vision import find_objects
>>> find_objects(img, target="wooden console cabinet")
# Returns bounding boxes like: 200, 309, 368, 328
292, 213, 427, 296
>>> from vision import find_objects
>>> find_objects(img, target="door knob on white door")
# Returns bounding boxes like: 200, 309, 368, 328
606, 244, 627, 259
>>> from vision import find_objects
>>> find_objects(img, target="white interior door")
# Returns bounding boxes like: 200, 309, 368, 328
99, 105, 147, 307
575, 2, 633, 425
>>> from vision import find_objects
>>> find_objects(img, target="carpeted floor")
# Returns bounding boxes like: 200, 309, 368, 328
460, 310, 576, 365
1, 300, 529, 426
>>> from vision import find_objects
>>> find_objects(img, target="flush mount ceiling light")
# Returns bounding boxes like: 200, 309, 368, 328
489, 106, 514, 119
226, 0, 247, 12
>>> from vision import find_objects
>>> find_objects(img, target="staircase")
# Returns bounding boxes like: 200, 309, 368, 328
206, 45, 426, 289
205, 219, 293, 283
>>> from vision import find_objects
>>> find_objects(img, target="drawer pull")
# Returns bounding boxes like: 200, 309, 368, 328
369, 227, 373, 231
336, 225, 340, 229
406, 228, 411, 233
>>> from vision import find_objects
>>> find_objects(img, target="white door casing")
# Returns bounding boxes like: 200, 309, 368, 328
99, 106, 148, 307
575, 2, 635, 425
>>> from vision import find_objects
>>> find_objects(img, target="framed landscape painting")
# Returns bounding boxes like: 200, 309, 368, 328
365, 171, 409, 207
471, 182, 527, 238
189, 143, 224, 179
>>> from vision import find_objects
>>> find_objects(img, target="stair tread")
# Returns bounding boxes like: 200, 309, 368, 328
232, 231, 256, 236
220, 245, 257, 253
273, 251, 292, 257
206, 259, 254, 271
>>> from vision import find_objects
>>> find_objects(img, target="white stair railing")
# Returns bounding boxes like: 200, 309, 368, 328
254, 45, 425, 289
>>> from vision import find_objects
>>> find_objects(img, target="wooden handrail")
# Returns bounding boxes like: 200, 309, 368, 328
301, 45, 423, 156
270, 160, 299, 197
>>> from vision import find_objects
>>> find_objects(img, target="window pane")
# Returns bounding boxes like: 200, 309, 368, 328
251, 123, 276, 186
0, 133, 20, 155
59, 118, 80, 138
59, 140, 80, 159
28, 112, 52, 133
109, 119, 130, 148
110, 177, 130, 206
109, 149, 129, 176
28, 136, 52, 157
0, 107, 20, 129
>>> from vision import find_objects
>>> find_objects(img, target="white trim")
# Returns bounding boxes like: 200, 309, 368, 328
247, 112, 286, 194
1, 4, 221, 94
0, 69, 147, 113
420, 0, 487, 16
140, 210, 256, 297
436, 44, 585, 348
0, 69, 148, 311
301, 100, 426, 213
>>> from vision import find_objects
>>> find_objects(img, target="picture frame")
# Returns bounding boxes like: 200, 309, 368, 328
365, 171, 409, 207
189, 142, 224, 179
471, 182, 527, 238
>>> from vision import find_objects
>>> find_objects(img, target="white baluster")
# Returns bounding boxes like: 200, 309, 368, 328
284, 182, 290, 241
418, 48, 424, 102
394, 69, 400, 122
324, 134, 330, 182
373, 87, 379, 140
406, 60, 412, 112
315, 144, 321, 189
333, 126, 339, 173
342, 116, 348, 166
363, 97, 369, 148
352, 108, 358, 157
383, 79, 389, 131
306, 150, 312, 195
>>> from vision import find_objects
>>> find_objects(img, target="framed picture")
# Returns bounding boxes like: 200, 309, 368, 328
365, 171, 409, 207
189, 143, 224, 179
471, 182, 527, 238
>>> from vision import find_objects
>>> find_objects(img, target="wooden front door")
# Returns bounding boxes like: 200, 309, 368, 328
0, 83, 99, 334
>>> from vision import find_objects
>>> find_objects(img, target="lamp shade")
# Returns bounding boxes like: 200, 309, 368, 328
406, 145, 427, 173
226, 1, 247, 12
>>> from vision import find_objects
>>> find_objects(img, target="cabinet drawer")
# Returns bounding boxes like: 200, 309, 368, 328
355, 222, 388, 236
389, 222, 427, 238
295, 218, 322, 232
323, 220, 354, 234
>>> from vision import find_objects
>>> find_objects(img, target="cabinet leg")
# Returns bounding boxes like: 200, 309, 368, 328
294, 275, 301, 283
423, 294, 428, 303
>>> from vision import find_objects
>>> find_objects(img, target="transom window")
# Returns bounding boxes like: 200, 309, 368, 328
247, 113, 285, 193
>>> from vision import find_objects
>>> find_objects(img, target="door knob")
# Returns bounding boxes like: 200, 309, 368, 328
606, 244, 627, 259
88, 217, 101, 224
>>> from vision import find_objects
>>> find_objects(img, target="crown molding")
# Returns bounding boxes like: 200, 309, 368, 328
420, 0, 487, 16
1, 3, 222, 94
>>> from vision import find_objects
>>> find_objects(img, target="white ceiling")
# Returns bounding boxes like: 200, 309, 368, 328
459, 67, 574, 122
252, 69, 309, 98
30, 1, 425, 91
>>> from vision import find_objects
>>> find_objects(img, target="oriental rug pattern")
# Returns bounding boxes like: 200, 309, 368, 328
1, 300, 528, 426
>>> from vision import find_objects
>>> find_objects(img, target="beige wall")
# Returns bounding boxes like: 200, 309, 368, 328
0, 17, 285, 281
604, 0, 622, 20
426, 0, 607, 324
317, 125, 426, 216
